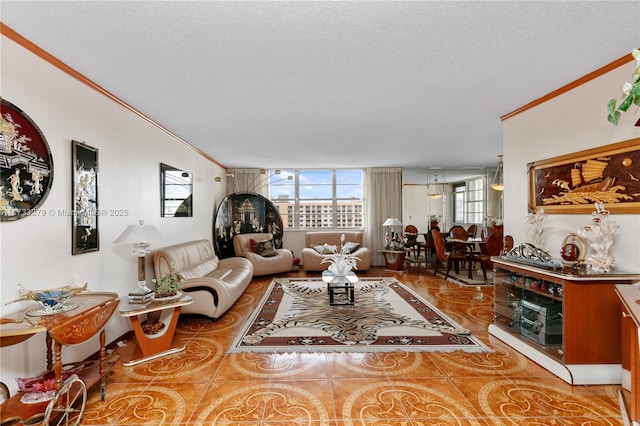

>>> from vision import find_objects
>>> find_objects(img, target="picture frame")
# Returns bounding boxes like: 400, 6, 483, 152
528, 137, 640, 214
0, 99, 54, 221
72, 140, 99, 254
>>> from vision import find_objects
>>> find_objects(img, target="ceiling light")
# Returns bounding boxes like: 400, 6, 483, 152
490, 155, 504, 191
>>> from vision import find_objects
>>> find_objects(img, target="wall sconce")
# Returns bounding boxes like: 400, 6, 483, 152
114, 220, 162, 302
490, 155, 504, 191
214, 176, 222, 183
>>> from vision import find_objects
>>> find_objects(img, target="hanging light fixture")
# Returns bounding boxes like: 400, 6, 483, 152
429, 173, 443, 199
490, 155, 504, 191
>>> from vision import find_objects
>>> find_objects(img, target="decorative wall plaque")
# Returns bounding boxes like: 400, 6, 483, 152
0, 99, 53, 221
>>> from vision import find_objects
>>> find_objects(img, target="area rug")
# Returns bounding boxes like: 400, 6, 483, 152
229, 277, 490, 353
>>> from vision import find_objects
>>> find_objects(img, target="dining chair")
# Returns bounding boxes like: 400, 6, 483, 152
467, 224, 477, 238
448, 225, 469, 241
502, 234, 514, 255
472, 232, 503, 284
403, 224, 420, 259
431, 229, 470, 279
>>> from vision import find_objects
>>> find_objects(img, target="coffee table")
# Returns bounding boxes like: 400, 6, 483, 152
322, 270, 358, 305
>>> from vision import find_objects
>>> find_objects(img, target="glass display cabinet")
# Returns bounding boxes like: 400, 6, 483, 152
490, 257, 640, 385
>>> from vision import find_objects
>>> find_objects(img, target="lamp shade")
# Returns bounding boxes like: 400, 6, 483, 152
114, 221, 162, 244
382, 218, 402, 227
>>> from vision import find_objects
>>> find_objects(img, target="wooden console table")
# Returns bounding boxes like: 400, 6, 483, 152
0, 292, 119, 422
118, 294, 192, 366
615, 284, 640, 426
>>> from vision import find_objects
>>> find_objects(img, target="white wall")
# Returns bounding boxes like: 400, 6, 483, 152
503, 60, 640, 270
0, 36, 226, 394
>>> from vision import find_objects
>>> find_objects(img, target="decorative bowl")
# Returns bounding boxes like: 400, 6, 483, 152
6, 282, 87, 316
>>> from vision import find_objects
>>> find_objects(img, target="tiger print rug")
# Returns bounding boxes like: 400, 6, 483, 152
229, 277, 489, 353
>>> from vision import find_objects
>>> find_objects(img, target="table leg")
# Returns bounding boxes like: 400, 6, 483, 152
121, 306, 185, 366
53, 340, 63, 391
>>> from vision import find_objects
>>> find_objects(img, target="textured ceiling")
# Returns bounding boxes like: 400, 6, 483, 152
1, 1, 639, 182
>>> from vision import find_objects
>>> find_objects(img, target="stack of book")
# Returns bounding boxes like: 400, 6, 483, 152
128, 290, 154, 303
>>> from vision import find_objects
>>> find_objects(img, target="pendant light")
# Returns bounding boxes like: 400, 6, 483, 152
490, 155, 504, 191
429, 173, 443, 199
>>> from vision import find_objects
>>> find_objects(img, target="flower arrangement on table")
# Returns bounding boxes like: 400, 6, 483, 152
320, 234, 361, 276
607, 49, 640, 125
429, 215, 441, 223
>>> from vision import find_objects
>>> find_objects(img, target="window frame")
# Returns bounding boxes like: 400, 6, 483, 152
269, 169, 364, 231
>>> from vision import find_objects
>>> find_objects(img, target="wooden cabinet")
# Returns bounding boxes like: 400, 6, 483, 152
489, 258, 639, 385
615, 284, 640, 426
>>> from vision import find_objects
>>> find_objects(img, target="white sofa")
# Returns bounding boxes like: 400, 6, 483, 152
233, 233, 294, 276
302, 231, 371, 271
153, 239, 253, 319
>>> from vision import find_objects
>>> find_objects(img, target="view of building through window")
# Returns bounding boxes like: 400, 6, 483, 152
269, 169, 363, 229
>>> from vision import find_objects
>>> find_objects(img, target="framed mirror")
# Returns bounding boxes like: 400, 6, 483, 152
160, 163, 192, 217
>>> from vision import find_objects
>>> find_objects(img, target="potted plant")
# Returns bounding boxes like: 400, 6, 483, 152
607, 49, 640, 125
152, 263, 183, 298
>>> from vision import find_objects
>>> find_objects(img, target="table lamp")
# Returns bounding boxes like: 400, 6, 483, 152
382, 217, 402, 248
114, 220, 162, 302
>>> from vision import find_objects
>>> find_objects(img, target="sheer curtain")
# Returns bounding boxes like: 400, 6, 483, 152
227, 168, 268, 197
364, 168, 403, 266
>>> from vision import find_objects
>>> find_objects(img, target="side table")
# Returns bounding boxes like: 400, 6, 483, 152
118, 293, 193, 366
379, 250, 407, 271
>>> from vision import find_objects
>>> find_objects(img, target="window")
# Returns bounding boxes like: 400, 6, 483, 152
452, 177, 485, 224
270, 169, 363, 230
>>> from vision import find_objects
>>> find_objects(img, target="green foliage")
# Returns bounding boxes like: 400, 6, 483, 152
152, 263, 183, 296
607, 49, 640, 125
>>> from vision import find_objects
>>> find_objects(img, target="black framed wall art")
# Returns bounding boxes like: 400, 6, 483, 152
0, 99, 54, 221
72, 140, 99, 254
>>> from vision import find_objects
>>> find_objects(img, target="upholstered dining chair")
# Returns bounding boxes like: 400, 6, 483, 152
471, 232, 504, 284
431, 229, 470, 280
403, 224, 420, 258
502, 234, 514, 255
467, 224, 478, 238
448, 225, 469, 241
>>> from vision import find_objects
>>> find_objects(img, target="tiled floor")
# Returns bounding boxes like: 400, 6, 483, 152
80, 266, 626, 425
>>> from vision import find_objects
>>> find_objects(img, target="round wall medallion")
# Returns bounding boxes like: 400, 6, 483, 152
0, 99, 53, 221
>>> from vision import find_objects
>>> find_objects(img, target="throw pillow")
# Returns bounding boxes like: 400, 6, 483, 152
342, 242, 360, 254
256, 240, 277, 257
249, 239, 258, 253
313, 245, 327, 254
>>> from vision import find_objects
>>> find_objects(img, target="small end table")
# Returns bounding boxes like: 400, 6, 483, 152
118, 293, 192, 366
322, 270, 358, 305
379, 250, 407, 271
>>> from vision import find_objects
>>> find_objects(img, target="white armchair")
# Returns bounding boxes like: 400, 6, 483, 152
233, 233, 294, 276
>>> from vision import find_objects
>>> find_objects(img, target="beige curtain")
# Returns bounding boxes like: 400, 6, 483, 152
364, 168, 403, 266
